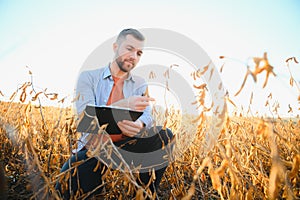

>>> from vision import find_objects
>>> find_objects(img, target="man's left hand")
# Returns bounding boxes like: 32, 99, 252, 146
117, 119, 144, 137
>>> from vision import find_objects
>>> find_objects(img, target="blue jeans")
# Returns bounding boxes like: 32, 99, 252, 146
55, 127, 173, 199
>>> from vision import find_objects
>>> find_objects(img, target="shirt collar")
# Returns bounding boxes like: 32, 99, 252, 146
102, 63, 135, 82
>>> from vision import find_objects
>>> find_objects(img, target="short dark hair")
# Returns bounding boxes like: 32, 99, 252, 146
116, 28, 145, 45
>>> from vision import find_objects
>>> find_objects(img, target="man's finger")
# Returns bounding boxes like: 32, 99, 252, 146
121, 120, 142, 128
118, 121, 140, 135
140, 96, 155, 102
134, 102, 151, 111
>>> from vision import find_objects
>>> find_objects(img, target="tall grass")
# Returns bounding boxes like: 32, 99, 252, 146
0, 54, 299, 199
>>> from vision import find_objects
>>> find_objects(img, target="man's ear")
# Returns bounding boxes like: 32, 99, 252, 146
113, 42, 118, 53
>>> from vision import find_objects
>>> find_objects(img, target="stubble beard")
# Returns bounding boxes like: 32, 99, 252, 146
115, 56, 135, 73
116, 58, 128, 73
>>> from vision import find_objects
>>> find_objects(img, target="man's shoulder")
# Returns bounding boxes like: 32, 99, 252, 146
80, 66, 107, 74
79, 66, 108, 79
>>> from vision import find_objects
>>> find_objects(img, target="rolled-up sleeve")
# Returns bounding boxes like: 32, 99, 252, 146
138, 104, 153, 129
131, 79, 153, 129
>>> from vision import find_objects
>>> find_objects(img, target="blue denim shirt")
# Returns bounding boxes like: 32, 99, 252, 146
74, 65, 153, 152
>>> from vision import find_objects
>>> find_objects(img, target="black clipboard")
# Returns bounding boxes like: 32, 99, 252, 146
76, 105, 143, 134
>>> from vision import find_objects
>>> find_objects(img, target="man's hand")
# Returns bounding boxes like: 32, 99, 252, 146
112, 96, 155, 111
127, 96, 155, 111
117, 119, 144, 137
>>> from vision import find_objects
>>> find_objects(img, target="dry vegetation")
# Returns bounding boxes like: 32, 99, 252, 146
0, 54, 299, 199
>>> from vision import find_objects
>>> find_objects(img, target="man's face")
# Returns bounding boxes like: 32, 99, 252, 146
114, 35, 144, 73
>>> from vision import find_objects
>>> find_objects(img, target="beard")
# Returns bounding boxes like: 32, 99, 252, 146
115, 53, 135, 73
116, 58, 128, 73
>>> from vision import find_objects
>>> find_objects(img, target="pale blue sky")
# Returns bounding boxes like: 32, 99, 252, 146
0, 0, 299, 116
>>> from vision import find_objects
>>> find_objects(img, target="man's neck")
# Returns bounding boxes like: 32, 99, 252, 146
110, 62, 128, 78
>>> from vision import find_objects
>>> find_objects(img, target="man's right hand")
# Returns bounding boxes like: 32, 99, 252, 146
127, 96, 155, 111
112, 96, 155, 111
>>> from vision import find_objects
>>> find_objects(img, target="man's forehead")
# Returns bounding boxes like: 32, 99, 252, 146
123, 35, 144, 50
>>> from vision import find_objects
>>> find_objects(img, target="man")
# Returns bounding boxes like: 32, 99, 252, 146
56, 28, 173, 199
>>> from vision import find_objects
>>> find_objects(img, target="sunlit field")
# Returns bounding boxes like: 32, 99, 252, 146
0, 55, 299, 199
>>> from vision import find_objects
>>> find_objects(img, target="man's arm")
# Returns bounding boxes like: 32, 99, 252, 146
114, 95, 155, 137
111, 96, 155, 111
75, 70, 97, 115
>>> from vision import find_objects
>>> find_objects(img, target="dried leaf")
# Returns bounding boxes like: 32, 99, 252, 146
71, 93, 81, 103
192, 112, 204, 123
31, 92, 43, 101
191, 71, 196, 81
163, 69, 170, 78
193, 83, 207, 90
49, 93, 58, 100
149, 71, 156, 79
26, 66, 32, 75
250, 92, 253, 105
265, 100, 269, 107
170, 64, 179, 68
209, 68, 214, 81
289, 154, 300, 178
197, 65, 209, 77
220, 63, 225, 73
58, 97, 65, 103
285, 56, 299, 64
289, 77, 294, 87
235, 70, 250, 96
285, 57, 294, 63
218, 82, 223, 90
288, 104, 293, 113
268, 93, 272, 99
20, 91, 26, 103
227, 97, 237, 107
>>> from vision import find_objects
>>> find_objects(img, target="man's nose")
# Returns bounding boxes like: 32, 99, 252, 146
129, 51, 138, 60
